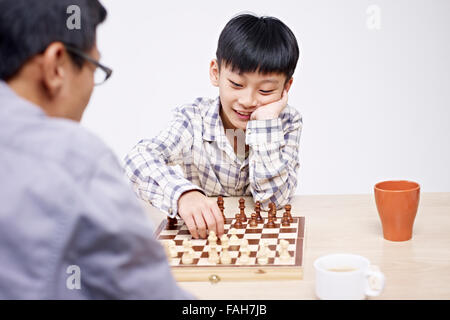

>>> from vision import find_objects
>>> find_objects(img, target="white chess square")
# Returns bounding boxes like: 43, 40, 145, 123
261, 228, 280, 234
161, 230, 178, 236
174, 234, 191, 241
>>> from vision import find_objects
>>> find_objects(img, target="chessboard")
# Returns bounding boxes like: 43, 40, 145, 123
155, 197, 305, 282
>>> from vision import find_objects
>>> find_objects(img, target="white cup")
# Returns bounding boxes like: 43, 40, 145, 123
313, 253, 385, 300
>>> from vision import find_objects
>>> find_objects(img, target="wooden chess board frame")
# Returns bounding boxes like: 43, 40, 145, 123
155, 216, 305, 282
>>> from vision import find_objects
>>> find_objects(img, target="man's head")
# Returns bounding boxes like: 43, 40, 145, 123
210, 13, 299, 130
0, 0, 107, 121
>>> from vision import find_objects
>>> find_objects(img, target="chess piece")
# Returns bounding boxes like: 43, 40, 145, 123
285, 204, 294, 223
208, 243, 220, 264
270, 202, 277, 221
168, 216, 177, 226
279, 239, 291, 262
266, 216, 276, 228
281, 212, 290, 227
237, 239, 250, 265
239, 198, 247, 222
181, 239, 194, 264
229, 228, 240, 246
255, 201, 264, 223
208, 230, 218, 246
217, 196, 225, 219
233, 213, 243, 229
257, 240, 270, 265
166, 239, 178, 258
219, 234, 231, 264
249, 213, 258, 227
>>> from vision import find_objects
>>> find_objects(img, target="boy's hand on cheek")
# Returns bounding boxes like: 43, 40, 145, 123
250, 90, 288, 121
177, 190, 224, 239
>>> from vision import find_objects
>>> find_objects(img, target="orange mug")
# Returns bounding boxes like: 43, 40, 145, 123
374, 180, 420, 241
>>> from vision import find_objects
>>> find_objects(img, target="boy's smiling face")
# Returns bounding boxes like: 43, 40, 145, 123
210, 59, 292, 131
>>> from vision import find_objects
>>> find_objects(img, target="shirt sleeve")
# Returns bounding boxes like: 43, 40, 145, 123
123, 106, 204, 218
61, 150, 195, 299
245, 107, 302, 211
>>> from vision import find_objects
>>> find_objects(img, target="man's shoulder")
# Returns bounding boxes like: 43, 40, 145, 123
5, 115, 114, 179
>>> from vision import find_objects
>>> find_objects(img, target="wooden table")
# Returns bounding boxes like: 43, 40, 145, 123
144, 193, 450, 299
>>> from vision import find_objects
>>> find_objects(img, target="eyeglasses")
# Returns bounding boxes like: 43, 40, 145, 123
64, 44, 113, 86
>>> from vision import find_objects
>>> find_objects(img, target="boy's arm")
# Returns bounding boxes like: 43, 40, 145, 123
245, 106, 302, 211
123, 107, 203, 218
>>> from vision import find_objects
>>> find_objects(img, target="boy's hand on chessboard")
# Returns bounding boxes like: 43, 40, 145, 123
250, 89, 288, 121
177, 190, 224, 239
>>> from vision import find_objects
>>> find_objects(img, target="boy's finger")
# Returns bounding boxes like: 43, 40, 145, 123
210, 205, 224, 236
202, 209, 217, 237
193, 212, 207, 239
183, 214, 199, 239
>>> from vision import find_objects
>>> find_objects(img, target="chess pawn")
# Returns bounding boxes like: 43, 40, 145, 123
181, 239, 194, 264
266, 216, 276, 228
237, 239, 250, 265
219, 234, 231, 264
208, 230, 218, 246
281, 212, 290, 227
165, 239, 178, 258
279, 239, 291, 262
249, 213, 258, 227
208, 243, 220, 264
233, 214, 243, 229
285, 204, 294, 223
257, 240, 270, 265
229, 228, 240, 246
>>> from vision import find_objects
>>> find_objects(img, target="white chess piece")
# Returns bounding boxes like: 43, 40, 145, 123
181, 239, 194, 264
166, 239, 178, 258
257, 240, 270, 265
237, 239, 251, 265
279, 239, 291, 262
229, 228, 240, 246
208, 230, 217, 246
208, 243, 220, 264
219, 234, 231, 264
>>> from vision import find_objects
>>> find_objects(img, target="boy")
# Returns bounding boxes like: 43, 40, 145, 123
124, 13, 302, 239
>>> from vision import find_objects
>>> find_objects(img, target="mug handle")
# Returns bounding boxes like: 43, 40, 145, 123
364, 265, 385, 297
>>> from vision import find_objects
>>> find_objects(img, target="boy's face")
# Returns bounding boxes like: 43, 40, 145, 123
210, 59, 293, 131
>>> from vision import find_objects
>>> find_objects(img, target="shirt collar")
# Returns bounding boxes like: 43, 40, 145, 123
202, 96, 224, 142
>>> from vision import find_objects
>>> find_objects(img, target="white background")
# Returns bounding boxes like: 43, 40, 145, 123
82, 0, 450, 195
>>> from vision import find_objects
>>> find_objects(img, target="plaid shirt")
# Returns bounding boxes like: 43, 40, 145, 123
124, 97, 302, 217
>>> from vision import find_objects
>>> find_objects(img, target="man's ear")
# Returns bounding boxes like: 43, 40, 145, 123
40, 42, 69, 97
284, 77, 294, 92
209, 59, 220, 87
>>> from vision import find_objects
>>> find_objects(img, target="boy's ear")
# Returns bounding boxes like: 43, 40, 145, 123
209, 59, 220, 87
284, 77, 294, 92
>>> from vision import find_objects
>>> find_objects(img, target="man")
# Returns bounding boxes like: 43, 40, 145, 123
0, 0, 192, 299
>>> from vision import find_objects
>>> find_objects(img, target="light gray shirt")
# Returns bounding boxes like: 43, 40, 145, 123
0, 81, 193, 299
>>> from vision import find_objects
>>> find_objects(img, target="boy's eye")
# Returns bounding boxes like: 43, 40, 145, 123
229, 80, 243, 88
260, 90, 274, 94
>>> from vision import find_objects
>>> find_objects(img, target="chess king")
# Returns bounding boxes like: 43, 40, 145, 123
124, 13, 302, 239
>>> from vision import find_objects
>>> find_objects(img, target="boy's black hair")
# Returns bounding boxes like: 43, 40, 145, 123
216, 13, 300, 81
0, 0, 107, 80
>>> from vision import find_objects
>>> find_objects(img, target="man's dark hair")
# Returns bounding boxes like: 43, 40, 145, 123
216, 13, 300, 81
0, 0, 107, 80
